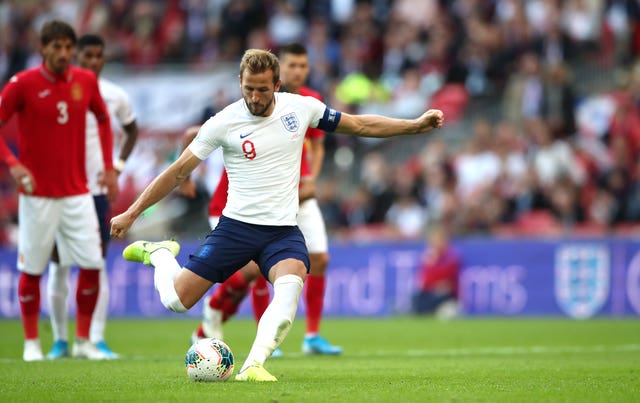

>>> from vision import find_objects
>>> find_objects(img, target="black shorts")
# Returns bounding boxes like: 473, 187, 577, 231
184, 215, 309, 283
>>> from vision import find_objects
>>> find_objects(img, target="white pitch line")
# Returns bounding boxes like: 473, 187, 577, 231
401, 344, 640, 357
1, 344, 639, 363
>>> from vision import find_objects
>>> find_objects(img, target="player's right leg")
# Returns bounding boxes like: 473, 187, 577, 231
18, 195, 62, 362
122, 239, 195, 311
46, 245, 70, 359
297, 198, 342, 355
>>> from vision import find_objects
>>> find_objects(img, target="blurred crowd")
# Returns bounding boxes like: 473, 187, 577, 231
3, 0, 640, 244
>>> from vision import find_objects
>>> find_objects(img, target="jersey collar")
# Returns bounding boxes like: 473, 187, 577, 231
39, 62, 74, 83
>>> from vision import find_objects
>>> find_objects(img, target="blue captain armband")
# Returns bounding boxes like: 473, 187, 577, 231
317, 108, 341, 132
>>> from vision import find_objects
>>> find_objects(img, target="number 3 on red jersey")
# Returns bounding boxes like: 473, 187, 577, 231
56, 101, 69, 124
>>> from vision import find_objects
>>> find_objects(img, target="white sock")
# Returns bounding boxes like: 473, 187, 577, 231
90, 269, 109, 344
240, 274, 303, 372
47, 262, 70, 342
150, 248, 187, 313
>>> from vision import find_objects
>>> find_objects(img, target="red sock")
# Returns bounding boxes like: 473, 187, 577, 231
195, 324, 206, 338
209, 270, 250, 323
18, 272, 41, 339
75, 268, 100, 339
305, 274, 325, 334
250, 276, 270, 324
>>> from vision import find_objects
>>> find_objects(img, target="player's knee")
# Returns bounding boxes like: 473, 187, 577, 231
309, 252, 329, 275
162, 298, 188, 313
242, 261, 261, 281
161, 294, 188, 313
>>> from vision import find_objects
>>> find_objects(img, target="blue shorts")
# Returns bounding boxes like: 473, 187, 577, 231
93, 195, 111, 245
184, 215, 310, 283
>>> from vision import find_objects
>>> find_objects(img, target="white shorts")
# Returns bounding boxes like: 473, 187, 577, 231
297, 198, 328, 254
208, 216, 220, 230
18, 194, 104, 275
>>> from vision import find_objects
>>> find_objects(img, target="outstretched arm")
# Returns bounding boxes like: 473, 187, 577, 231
336, 109, 444, 138
110, 148, 202, 238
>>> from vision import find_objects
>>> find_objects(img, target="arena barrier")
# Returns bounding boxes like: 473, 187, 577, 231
0, 238, 638, 318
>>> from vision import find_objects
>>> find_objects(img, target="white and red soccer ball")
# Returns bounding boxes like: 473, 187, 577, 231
185, 338, 234, 382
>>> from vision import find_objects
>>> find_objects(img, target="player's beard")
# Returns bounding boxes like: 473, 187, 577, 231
51, 57, 69, 74
245, 95, 275, 117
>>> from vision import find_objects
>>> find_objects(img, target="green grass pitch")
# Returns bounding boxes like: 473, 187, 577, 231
0, 317, 638, 402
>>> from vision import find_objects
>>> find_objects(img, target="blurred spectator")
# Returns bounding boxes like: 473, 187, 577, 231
534, 4, 574, 66
543, 62, 578, 138
389, 67, 429, 118
416, 138, 459, 228
218, 0, 267, 61
561, 0, 603, 53
412, 225, 460, 317
453, 119, 500, 200
268, 0, 306, 48
526, 118, 586, 190
385, 167, 427, 239
502, 52, 545, 127
359, 152, 395, 223
316, 176, 348, 233
492, 120, 531, 221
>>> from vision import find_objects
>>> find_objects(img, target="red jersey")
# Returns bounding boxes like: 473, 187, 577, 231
208, 169, 228, 216
0, 64, 113, 197
208, 86, 325, 217
418, 248, 460, 298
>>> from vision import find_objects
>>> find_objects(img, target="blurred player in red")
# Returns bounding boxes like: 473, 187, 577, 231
0, 20, 118, 361
412, 225, 460, 317
182, 44, 341, 355
46, 33, 138, 360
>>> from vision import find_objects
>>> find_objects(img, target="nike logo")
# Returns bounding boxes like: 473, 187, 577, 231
38, 89, 51, 98
239, 132, 254, 139
19, 295, 35, 303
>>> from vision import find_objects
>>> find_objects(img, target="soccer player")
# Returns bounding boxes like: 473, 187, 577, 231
0, 20, 118, 361
111, 49, 443, 381
187, 43, 341, 356
46, 34, 138, 360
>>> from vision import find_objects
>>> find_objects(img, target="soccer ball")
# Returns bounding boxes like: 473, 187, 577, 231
185, 338, 234, 382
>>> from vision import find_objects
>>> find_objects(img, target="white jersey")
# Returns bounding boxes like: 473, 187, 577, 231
189, 92, 327, 226
86, 77, 136, 195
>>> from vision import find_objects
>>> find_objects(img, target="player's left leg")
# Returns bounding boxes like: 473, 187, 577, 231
56, 194, 108, 360
249, 275, 283, 357
88, 195, 119, 359
46, 246, 70, 359
236, 226, 309, 382
236, 260, 305, 382
297, 198, 342, 355
302, 251, 342, 355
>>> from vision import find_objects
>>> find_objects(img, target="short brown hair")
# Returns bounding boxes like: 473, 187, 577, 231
40, 20, 77, 46
279, 43, 307, 58
239, 49, 280, 84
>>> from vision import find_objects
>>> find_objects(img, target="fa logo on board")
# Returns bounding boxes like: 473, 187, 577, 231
554, 245, 609, 319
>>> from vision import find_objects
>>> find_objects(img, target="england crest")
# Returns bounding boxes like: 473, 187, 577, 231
280, 112, 299, 132
554, 245, 610, 319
